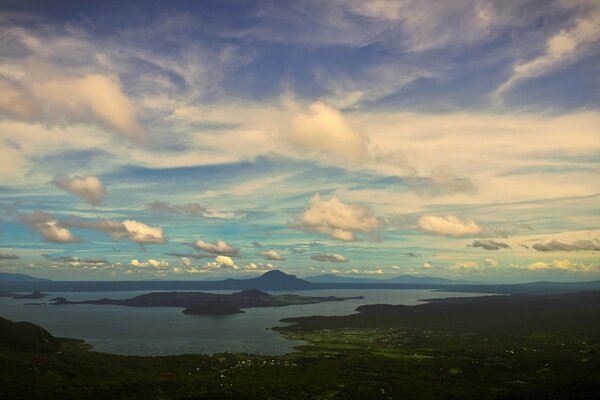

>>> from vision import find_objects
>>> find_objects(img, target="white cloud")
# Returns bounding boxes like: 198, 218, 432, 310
21, 211, 80, 243
288, 101, 367, 163
519, 259, 597, 272
192, 239, 240, 256
258, 250, 286, 261
449, 258, 498, 273
290, 194, 379, 241
416, 215, 482, 237
493, 2, 600, 101
52, 175, 107, 205
0, 68, 147, 143
310, 253, 349, 263
121, 220, 165, 244
129, 258, 170, 269
243, 262, 274, 271
67, 218, 166, 244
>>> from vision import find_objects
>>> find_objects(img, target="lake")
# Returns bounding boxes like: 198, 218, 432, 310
0, 289, 490, 355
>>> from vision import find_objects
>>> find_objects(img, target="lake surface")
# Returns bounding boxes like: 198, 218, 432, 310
0, 289, 490, 356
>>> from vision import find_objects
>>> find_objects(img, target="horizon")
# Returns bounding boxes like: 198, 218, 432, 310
1, 0, 599, 284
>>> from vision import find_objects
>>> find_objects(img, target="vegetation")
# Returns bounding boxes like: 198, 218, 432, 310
50, 288, 362, 315
1, 291, 599, 399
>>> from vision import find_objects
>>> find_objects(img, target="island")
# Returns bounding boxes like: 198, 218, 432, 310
50, 288, 363, 315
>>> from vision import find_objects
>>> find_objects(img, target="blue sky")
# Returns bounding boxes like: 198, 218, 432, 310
0, 0, 599, 282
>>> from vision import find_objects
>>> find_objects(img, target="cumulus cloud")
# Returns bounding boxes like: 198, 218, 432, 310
449, 258, 498, 273
258, 250, 286, 261
468, 239, 511, 250
416, 215, 482, 237
243, 262, 275, 271
192, 239, 240, 256
408, 166, 477, 197
289, 194, 380, 241
493, 2, 600, 101
288, 101, 367, 162
200, 255, 239, 270
67, 217, 166, 244
130, 258, 170, 269
42, 254, 111, 269
532, 239, 600, 252
52, 175, 107, 205
0, 250, 20, 260
423, 262, 432, 269
21, 211, 80, 243
0, 68, 147, 143
310, 253, 349, 263
517, 259, 598, 272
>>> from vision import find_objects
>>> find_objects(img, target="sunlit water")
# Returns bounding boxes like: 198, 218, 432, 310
0, 289, 489, 356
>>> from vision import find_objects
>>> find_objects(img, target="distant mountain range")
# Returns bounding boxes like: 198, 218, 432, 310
1, 270, 599, 295
0, 273, 50, 282
305, 274, 474, 285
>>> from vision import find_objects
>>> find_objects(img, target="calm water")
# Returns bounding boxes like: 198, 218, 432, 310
0, 289, 488, 355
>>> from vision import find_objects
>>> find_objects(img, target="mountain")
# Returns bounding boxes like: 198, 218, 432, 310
0, 273, 51, 282
305, 274, 469, 285
237, 270, 315, 290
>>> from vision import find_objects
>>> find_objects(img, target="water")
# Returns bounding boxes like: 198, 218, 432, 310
0, 289, 489, 356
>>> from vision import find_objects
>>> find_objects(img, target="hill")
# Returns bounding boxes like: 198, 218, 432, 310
0, 273, 50, 282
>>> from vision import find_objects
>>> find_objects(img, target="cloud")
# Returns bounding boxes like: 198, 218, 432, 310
164, 252, 212, 259
145, 201, 233, 219
192, 239, 240, 256
0, 250, 20, 260
251, 241, 263, 247
289, 194, 379, 241
258, 250, 286, 261
449, 258, 498, 273
130, 259, 170, 269
206, 255, 238, 270
423, 262, 432, 269
310, 253, 349, 263
493, 2, 600, 101
52, 175, 107, 205
21, 211, 80, 243
0, 68, 148, 143
408, 166, 477, 197
532, 239, 600, 252
67, 218, 166, 244
405, 252, 420, 258
243, 262, 275, 271
468, 239, 511, 250
288, 101, 367, 162
518, 259, 597, 272
42, 254, 111, 269
146, 201, 206, 216
416, 215, 482, 237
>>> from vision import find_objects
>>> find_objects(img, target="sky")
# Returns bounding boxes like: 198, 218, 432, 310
0, 0, 599, 282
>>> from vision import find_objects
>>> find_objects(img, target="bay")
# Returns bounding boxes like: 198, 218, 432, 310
0, 289, 490, 356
